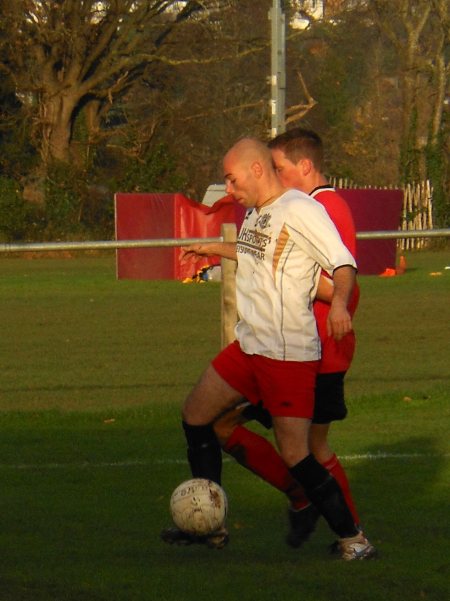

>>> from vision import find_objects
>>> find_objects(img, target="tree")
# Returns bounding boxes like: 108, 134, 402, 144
145, 0, 273, 197
284, 4, 390, 183
367, 0, 449, 224
0, 1, 235, 167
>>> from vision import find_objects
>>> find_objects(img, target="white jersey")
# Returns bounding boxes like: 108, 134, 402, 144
235, 189, 357, 361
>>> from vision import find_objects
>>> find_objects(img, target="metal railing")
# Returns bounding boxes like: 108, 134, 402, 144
1, 226, 448, 347
0, 229, 449, 254
356, 229, 449, 240
0, 237, 222, 253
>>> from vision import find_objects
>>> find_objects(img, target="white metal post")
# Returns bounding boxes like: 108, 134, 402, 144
269, 0, 286, 137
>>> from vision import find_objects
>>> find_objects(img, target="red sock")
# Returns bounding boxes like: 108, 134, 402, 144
224, 425, 310, 509
321, 453, 359, 525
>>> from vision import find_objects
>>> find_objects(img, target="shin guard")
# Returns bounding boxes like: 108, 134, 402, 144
182, 421, 222, 485
290, 454, 358, 538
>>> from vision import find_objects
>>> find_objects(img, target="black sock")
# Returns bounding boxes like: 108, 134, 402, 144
289, 454, 358, 538
182, 421, 222, 485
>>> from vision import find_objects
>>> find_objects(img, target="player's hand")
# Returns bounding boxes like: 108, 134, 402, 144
180, 242, 237, 263
179, 244, 210, 264
326, 303, 353, 341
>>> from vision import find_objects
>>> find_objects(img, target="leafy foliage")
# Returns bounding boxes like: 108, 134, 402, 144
425, 131, 450, 228
0, 0, 448, 235
0, 177, 32, 241
114, 144, 187, 194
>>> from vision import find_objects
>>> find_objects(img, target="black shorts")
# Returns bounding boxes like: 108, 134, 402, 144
313, 371, 347, 424
241, 371, 348, 428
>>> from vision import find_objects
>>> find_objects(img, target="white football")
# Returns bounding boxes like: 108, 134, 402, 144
170, 478, 228, 536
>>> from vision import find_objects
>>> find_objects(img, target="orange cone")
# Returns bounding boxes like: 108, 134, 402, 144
396, 255, 406, 275
379, 267, 396, 277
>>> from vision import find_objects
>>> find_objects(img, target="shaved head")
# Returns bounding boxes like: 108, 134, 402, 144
222, 137, 285, 209
224, 137, 273, 173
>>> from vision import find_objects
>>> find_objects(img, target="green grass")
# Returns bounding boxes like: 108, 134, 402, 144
349, 249, 450, 398
0, 250, 449, 600
0, 255, 221, 411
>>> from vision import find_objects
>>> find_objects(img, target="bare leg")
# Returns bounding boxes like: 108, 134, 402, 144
183, 364, 243, 425
271, 416, 311, 466
309, 423, 333, 463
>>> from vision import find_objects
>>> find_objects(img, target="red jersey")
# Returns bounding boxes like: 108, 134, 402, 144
311, 186, 359, 374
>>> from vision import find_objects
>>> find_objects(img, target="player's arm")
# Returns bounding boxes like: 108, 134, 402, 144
316, 274, 334, 303
180, 242, 237, 263
327, 265, 356, 340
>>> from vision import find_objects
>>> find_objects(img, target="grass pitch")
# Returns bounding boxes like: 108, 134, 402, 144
0, 250, 449, 600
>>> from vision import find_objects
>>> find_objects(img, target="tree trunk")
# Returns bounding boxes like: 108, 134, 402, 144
40, 92, 79, 164
84, 99, 103, 140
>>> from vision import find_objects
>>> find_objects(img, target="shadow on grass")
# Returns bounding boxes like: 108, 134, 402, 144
0, 383, 176, 393
346, 435, 450, 592
0, 578, 108, 601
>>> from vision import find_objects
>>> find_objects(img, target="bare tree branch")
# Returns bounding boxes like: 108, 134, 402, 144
285, 70, 317, 126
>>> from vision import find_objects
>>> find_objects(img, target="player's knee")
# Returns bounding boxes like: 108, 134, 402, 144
309, 424, 332, 462
181, 402, 208, 425
214, 414, 238, 448
213, 406, 247, 447
181, 402, 193, 424
279, 447, 309, 468
309, 438, 333, 463
276, 433, 310, 467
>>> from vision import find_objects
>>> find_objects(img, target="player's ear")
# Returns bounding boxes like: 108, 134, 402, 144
298, 158, 313, 175
251, 160, 264, 178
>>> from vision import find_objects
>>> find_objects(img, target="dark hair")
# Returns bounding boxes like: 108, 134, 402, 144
268, 127, 324, 170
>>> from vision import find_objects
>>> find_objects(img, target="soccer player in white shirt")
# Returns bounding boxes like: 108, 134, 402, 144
213, 129, 365, 553
161, 138, 375, 560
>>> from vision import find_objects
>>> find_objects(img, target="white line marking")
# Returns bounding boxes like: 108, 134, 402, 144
339, 452, 450, 460
0, 452, 448, 470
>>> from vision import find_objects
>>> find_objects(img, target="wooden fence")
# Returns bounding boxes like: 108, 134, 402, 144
400, 181, 433, 250
330, 178, 434, 250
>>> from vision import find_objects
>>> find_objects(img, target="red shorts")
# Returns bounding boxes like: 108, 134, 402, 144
314, 284, 359, 373
212, 341, 319, 418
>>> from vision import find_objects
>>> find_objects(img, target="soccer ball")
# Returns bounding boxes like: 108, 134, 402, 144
170, 478, 228, 536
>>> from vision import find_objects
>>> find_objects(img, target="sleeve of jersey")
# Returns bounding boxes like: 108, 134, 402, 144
285, 199, 357, 276
316, 193, 357, 257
